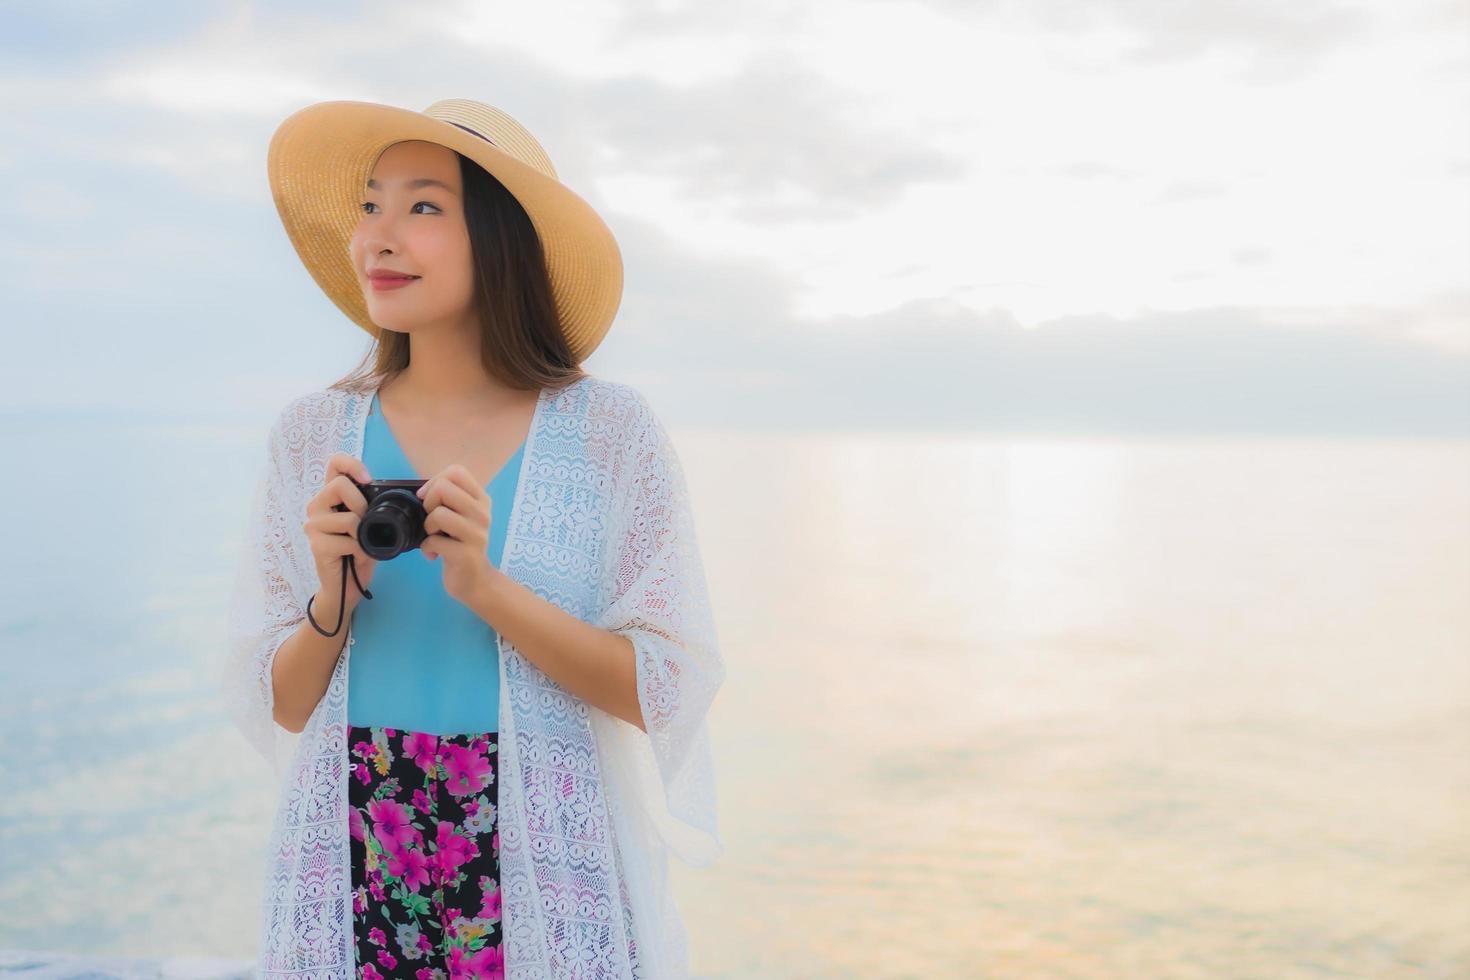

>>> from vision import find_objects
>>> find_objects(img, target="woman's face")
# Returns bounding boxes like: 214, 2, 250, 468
350, 140, 475, 334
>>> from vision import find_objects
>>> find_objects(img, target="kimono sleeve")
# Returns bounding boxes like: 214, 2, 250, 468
594, 396, 726, 867
219, 408, 311, 782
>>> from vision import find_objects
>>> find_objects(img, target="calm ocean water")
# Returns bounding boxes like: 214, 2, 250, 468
1, 413, 1467, 978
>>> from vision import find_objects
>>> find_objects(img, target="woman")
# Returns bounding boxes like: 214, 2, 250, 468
221, 99, 725, 980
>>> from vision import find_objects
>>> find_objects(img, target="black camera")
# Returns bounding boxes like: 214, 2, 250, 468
333, 478, 430, 560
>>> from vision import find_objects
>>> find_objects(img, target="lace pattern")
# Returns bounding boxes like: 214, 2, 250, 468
220, 374, 723, 978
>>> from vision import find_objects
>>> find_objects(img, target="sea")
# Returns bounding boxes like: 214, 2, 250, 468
1, 414, 1466, 978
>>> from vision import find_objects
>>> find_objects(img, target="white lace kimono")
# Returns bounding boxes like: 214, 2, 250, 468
219, 374, 724, 979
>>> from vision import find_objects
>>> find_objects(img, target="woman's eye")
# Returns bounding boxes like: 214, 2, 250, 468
359, 201, 441, 214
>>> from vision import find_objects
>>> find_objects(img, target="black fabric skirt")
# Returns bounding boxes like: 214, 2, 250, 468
346, 723, 504, 978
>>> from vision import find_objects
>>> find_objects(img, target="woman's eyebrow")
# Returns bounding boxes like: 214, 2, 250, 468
365, 177, 458, 195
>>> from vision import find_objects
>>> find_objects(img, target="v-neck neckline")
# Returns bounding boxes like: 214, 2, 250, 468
370, 389, 528, 489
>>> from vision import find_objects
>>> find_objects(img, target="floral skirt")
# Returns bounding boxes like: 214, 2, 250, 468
347, 723, 504, 980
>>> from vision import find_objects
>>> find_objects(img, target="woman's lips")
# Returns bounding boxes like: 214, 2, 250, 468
370, 275, 420, 292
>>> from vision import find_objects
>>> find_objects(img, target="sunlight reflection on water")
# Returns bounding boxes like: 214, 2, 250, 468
1, 420, 1466, 977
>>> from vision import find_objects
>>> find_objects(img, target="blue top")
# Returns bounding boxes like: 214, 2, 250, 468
346, 390, 526, 735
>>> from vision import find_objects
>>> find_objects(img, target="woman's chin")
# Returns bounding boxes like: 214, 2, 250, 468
365, 308, 422, 334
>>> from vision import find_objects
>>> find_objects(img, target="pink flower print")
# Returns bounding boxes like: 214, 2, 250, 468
478, 877, 501, 920
361, 965, 383, 980
367, 799, 415, 852
412, 788, 433, 814
491, 830, 499, 857
387, 844, 433, 892
475, 944, 506, 980
415, 969, 435, 980
375, 949, 398, 971
353, 762, 372, 785
451, 942, 505, 979
404, 731, 440, 772
442, 742, 493, 796
353, 885, 367, 915
368, 926, 387, 947
436, 819, 477, 878
349, 805, 366, 842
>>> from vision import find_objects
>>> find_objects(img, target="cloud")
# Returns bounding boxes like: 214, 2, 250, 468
661, 299, 1470, 437
2, 171, 1463, 440
597, 213, 1470, 437
0, 1, 967, 225
601, 0, 1374, 79
582, 55, 971, 222
0, 0, 1462, 441
913, 0, 1374, 81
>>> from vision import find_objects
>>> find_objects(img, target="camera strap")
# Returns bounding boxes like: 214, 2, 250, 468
305, 554, 374, 637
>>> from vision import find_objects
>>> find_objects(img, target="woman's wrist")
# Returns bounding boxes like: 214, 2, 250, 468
310, 588, 357, 616
309, 565, 365, 620
468, 566, 515, 625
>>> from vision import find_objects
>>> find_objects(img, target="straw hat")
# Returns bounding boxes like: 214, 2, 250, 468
266, 98, 623, 362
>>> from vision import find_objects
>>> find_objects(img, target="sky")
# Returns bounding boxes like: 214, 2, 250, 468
1, 0, 1466, 435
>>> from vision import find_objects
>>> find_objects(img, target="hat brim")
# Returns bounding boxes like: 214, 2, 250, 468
267, 100, 623, 362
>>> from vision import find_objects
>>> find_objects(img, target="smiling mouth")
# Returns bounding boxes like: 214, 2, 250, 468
369, 275, 421, 293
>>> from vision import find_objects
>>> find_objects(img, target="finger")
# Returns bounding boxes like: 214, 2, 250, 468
311, 460, 370, 516
304, 511, 365, 550
309, 477, 359, 518
422, 531, 464, 559
421, 479, 487, 525
325, 453, 371, 487
419, 465, 480, 508
422, 531, 449, 560
424, 505, 485, 546
307, 470, 367, 517
318, 511, 360, 536
330, 473, 371, 516
315, 524, 370, 562
447, 463, 475, 491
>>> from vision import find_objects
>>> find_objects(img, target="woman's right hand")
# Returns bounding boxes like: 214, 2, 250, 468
304, 453, 379, 610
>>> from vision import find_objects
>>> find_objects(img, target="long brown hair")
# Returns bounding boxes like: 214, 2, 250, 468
329, 148, 587, 397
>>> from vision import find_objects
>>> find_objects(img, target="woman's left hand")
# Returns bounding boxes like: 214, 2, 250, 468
417, 464, 495, 604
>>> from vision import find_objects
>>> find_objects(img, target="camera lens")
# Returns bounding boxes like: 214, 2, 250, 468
357, 488, 428, 560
